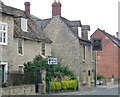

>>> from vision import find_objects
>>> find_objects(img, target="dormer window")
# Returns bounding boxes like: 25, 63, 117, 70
0, 22, 8, 45
21, 18, 28, 32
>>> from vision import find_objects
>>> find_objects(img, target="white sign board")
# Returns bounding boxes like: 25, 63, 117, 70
48, 58, 58, 65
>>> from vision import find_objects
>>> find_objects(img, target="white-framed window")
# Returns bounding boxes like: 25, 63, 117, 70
0, 22, 8, 45
0, 62, 8, 83
21, 18, 28, 32
18, 39, 23, 55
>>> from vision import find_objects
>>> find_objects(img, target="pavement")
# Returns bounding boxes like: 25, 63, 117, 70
49, 85, 118, 95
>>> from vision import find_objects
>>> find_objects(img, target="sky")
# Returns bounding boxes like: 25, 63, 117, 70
1, 0, 119, 36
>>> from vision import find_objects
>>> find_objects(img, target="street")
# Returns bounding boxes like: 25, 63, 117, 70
77, 85, 118, 95
51, 85, 119, 96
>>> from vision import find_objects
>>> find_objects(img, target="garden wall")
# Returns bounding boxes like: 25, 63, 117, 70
2, 84, 45, 95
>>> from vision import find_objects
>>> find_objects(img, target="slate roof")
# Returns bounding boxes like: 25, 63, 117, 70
32, 15, 91, 43
1, 2, 52, 43
91, 28, 120, 47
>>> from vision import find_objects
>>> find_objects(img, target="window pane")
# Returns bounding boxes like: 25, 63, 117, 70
42, 43, 45, 56
83, 46, 85, 60
0, 23, 7, 45
19, 47, 22, 54
0, 23, 2, 30
18, 39, 22, 54
18, 66, 23, 73
21, 18, 27, 32
0, 32, 2, 42
3, 25, 6, 31
18, 39, 22, 47
3, 33, 5, 43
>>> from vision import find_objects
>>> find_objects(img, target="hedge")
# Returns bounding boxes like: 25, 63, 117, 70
50, 80, 78, 92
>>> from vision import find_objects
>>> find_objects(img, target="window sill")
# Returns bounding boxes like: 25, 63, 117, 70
82, 60, 85, 63
18, 54, 24, 56
22, 30, 28, 32
0, 43, 7, 45
41, 55, 46, 58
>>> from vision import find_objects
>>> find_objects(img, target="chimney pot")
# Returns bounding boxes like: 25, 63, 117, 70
116, 32, 120, 40
24, 2, 30, 14
52, 1, 62, 17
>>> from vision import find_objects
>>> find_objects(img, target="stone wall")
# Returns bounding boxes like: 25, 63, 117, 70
1, 84, 45, 95
2, 70, 46, 95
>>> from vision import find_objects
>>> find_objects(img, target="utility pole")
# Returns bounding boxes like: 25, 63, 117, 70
94, 51, 97, 87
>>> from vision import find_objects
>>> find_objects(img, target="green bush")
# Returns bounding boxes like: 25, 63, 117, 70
50, 82, 56, 91
55, 82, 61, 91
69, 80, 78, 89
50, 80, 78, 92
61, 81, 67, 90
61, 80, 77, 90
50, 81, 61, 91
97, 74, 105, 80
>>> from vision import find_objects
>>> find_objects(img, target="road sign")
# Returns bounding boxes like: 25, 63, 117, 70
48, 58, 58, 65
92, 38, 103, 51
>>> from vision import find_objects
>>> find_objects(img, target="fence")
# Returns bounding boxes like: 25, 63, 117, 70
1, 71, 42, 87
1, 70, 46, 95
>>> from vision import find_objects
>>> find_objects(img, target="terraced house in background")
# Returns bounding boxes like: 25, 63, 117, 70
33, 0, 95, 89
0, 1, 52, 83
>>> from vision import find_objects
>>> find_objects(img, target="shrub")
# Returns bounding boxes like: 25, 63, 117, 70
50, 82, 56, 91
50, 81, 61, 91
55, 82, 61, 91
70, 80, 78, 89
61, 80, 77, 90
97, 74, 105, 80
61, 81, 67, 90
50, 80, 78, 92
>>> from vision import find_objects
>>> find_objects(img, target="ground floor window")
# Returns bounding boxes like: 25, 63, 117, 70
0, 62, 8, 83
83, 71, 86, 84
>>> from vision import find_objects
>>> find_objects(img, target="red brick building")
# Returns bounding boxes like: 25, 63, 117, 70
91, 28, 120, 78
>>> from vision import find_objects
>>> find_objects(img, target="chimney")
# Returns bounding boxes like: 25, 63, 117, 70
52, 0, 62, 17
116, 32, 120, 40
81, 25, 90, 40
24, 2, 30, 14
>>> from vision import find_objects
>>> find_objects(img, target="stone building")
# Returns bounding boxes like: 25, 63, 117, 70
91, 28, 120, 78
0, 1, 52, 83
33, 0, 95, 89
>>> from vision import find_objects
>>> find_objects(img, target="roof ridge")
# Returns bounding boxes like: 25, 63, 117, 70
98, 28, 120, 47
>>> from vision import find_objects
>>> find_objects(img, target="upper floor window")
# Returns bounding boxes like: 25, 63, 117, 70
21, 18, 28, 32
18, 39, 23, 55
82, 45, 86, 61
91, 46, 94, 62
0, 22, 7, 45
41, 43, 45, 56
